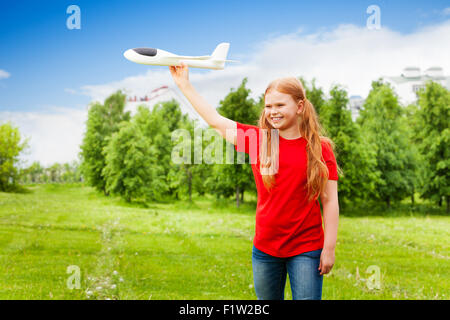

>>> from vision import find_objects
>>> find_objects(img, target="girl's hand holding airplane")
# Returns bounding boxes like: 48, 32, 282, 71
169, 62, 190, 89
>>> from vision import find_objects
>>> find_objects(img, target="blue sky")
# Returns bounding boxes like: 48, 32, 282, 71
1, 0, 449, 112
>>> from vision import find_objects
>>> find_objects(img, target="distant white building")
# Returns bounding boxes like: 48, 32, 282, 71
383, 66, 450, 105
124, 85, 208, 127
348, 66, 450, 120
348, 95, 365, 122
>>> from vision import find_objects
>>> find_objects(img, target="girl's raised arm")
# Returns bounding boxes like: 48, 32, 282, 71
169, 62, 237, 145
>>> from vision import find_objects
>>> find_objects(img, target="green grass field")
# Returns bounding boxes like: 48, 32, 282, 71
0, 184, 448, 300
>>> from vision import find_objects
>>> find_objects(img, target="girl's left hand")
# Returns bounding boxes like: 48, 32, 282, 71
318, 248, 335, 275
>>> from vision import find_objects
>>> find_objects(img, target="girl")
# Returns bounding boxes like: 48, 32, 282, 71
169, 62, 340, 300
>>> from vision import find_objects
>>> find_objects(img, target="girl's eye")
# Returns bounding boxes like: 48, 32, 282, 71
265, 104, 283, 108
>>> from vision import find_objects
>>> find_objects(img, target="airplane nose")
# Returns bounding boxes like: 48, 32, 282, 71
123, 49, 133, 60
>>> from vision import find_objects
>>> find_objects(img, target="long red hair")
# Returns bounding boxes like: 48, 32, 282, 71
258, 77, 336, 202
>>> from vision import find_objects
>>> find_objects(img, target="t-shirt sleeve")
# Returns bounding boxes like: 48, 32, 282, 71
321, 140, 339, 181
234, 121, 260, 156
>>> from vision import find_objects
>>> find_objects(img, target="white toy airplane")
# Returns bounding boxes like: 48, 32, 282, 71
123, 42, 238, 70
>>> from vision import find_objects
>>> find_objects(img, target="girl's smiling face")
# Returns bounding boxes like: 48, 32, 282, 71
264, 89, 303, 129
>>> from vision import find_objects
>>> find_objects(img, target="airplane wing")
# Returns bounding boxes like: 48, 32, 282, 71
174, 56, 239, 63
170, 55, 211, 60
212, 59, 239, 63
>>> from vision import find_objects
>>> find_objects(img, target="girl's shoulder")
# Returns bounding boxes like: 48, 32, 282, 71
320, 136, 335, 152
235, 122, 260, 154
236, 121, 260, 132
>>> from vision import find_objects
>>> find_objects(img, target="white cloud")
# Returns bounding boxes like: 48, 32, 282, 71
442, 7, 450, 16
79, 20, 450, 108
0, 107, 87, 167
0, 69, 10, 80
64, 88, 78, 94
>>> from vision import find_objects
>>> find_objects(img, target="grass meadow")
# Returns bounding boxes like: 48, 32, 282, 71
0, 183, 448, 300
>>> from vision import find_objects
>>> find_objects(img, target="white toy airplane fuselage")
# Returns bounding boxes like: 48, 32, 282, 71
123, 42, 237, 70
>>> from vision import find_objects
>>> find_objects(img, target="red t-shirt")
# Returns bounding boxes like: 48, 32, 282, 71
235, 121, 339, 258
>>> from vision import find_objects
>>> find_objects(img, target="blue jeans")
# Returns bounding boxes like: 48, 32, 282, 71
252, 244, 323, 300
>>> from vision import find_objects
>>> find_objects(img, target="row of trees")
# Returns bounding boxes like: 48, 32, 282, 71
309, 79, 448, 211
79, 89, 257, 203
19, 161, 83, 184
0, 122, 81, 190
2, 77, 447, 212
79, 78, 448, 212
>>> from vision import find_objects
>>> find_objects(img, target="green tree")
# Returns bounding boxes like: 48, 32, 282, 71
80, 91, 130, 195
414, 81, 450, 212
48, 163, 62, 183
357, 81, 417, 208
403, 103, 424, 207
299, 77, 326, 116
159, 99, 183, 132
28, 161, 44, 183
0, 122, 28, 191
103, 106, 167, 202
168, 118, 211, 201
320, 85, 378, 207
206, 78, 260, 207
60, 160, 83, 183
133, 100, 186, 199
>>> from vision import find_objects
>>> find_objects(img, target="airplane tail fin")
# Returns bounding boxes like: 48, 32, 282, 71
211, 43, 230, 61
